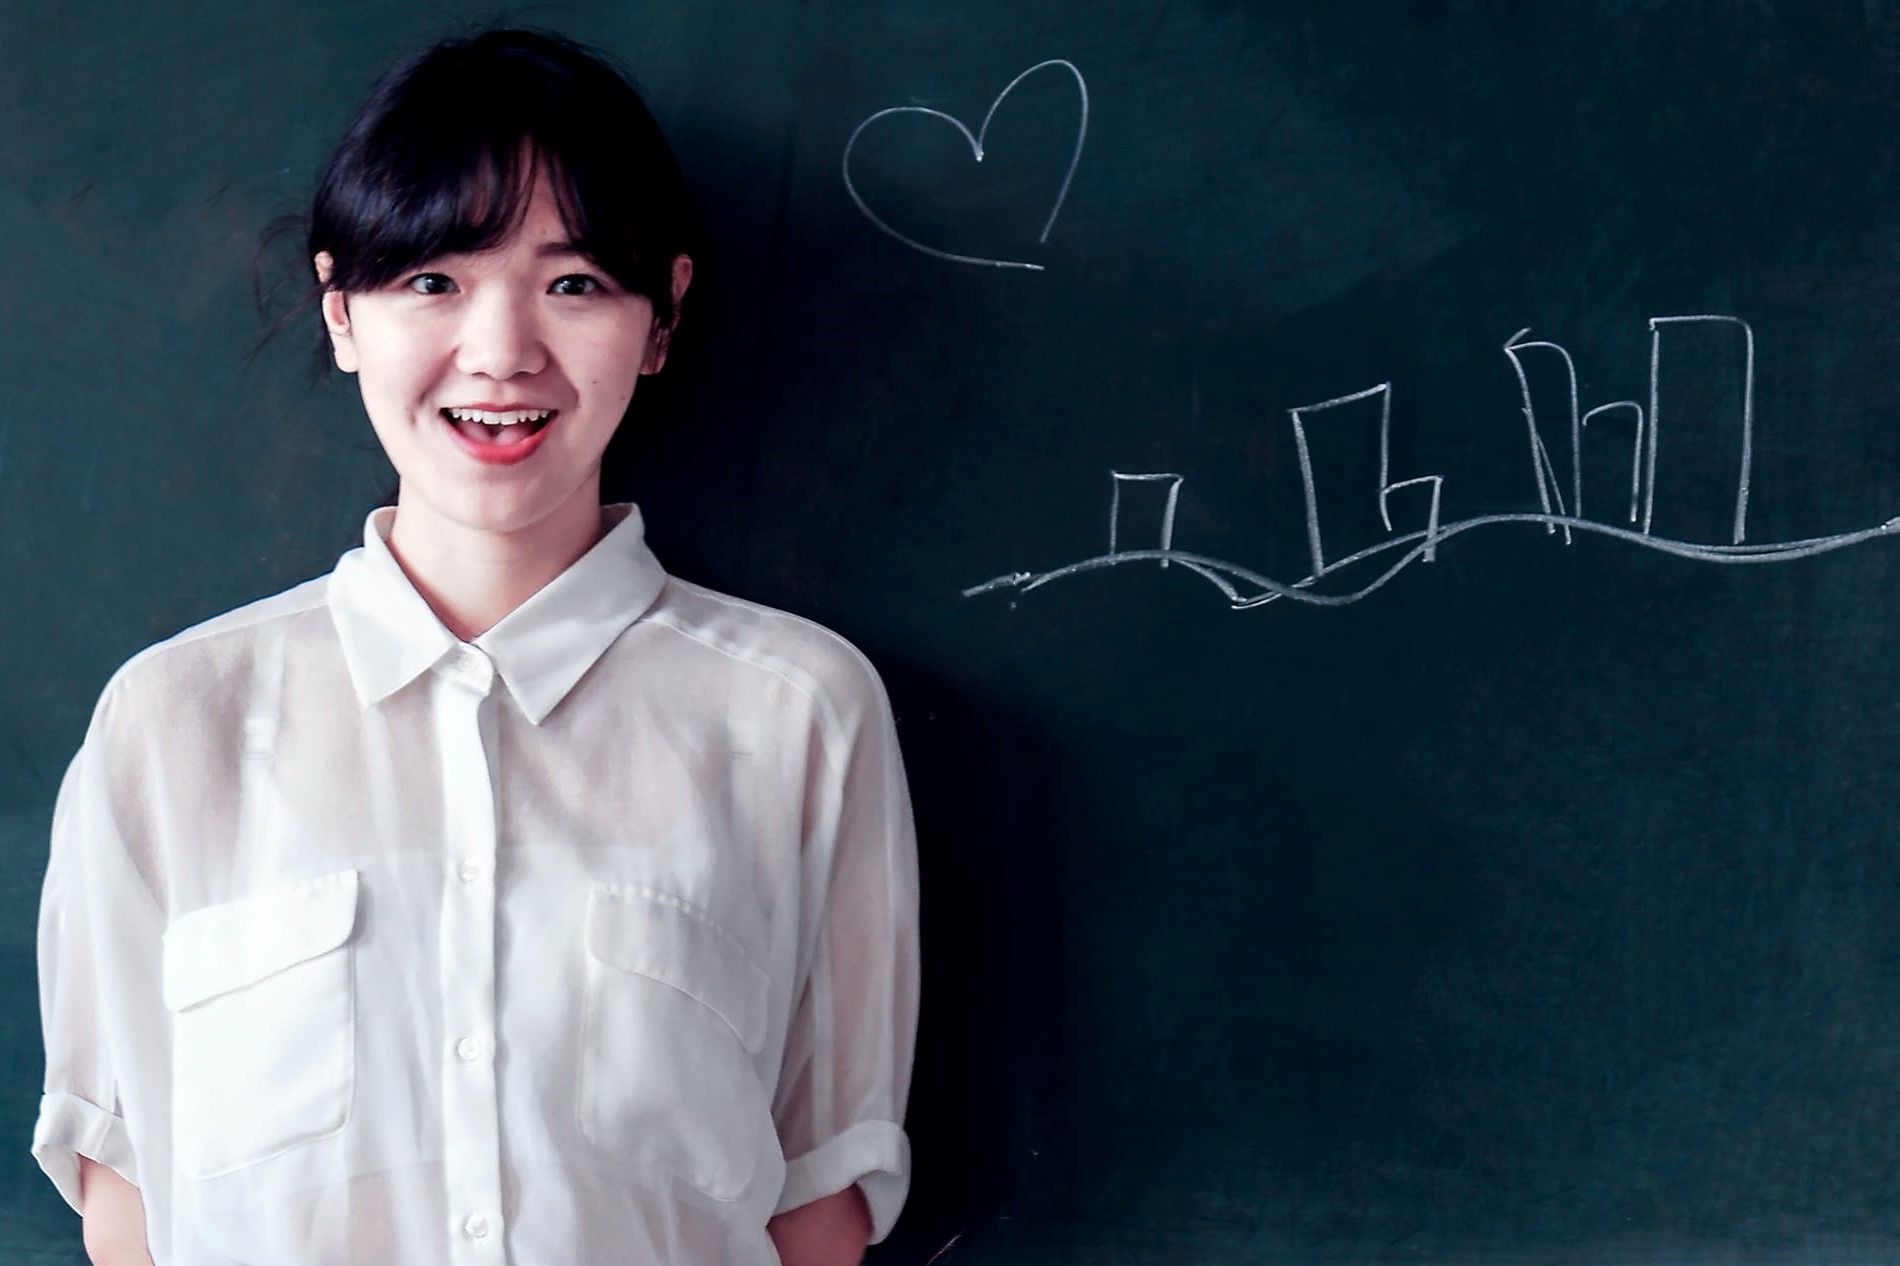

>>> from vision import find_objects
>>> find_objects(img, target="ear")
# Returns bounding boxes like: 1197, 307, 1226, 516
313, 251, 359, 374
640, 254, 694, 376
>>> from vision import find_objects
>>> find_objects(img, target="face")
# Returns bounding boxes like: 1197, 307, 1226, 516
314, 167, 691, 539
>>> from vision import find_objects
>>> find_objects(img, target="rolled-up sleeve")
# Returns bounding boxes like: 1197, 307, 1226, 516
32, 689, 159, 1215
771, 656, 921, 1244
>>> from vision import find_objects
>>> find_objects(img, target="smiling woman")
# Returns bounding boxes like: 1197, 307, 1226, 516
307, 159, 688, 558
34, 24, 917, 1266
293, 25, 699, 569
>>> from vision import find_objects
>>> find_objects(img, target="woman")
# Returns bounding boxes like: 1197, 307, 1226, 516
33, 25, 919, 1266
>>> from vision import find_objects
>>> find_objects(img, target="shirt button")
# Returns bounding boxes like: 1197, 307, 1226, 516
463, 1213, 490, 1240
456, 1035, 482, 1061
447, 646, 494, 692
456, 859, 486, 884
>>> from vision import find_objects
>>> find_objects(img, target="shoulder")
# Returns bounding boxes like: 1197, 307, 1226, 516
92, 574, 332, 733
642, 575, 895, 738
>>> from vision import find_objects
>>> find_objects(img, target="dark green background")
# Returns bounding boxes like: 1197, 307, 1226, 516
8, 1, 1900, 1261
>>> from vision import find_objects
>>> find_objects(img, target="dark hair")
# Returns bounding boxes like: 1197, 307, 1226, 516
250, 23, 703, 495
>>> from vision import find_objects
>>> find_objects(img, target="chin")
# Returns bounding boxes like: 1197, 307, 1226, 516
404, 482, 535, 529
466, 479, 603, 527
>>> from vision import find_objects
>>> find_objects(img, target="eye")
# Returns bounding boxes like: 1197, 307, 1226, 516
404, 273, 454, 295
551, 274, 606, 296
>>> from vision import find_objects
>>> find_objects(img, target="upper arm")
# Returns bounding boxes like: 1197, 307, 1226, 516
770, 652, 921, 1245
33, 692, 162, 1218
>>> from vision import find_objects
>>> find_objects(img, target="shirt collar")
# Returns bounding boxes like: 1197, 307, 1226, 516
328, 501, 668, 725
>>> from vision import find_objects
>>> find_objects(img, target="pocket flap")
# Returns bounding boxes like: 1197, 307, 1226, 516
162, 869, 360, 1012
586, 884, 769, 1053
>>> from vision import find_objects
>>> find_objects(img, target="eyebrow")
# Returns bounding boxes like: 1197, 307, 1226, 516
419, 240, 595, 270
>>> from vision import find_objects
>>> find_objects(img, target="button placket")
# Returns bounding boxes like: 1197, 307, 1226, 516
432, 669, 506, 1263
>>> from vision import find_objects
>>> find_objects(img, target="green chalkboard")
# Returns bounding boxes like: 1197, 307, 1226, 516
8, 2, 1900, 1262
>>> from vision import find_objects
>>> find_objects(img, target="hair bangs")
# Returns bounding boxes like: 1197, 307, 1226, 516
261, 25, 701, 385
331, 98, 571, 288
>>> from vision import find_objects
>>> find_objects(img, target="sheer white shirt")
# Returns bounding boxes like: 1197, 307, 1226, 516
32, 500, 920, 1264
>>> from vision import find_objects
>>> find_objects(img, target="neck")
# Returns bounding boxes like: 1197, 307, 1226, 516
384, 483, 608, 642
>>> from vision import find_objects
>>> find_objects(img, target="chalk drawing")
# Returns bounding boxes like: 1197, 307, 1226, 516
964, 315, 1899, 610
1578, 400, 1646, 526
842, 59, 1088, 271
1503, 327, 1579, 543
1648, 314, 1755, 543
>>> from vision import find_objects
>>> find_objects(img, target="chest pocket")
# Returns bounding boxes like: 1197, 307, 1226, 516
578, 881, 776, 1203
161, 869, 359, 1180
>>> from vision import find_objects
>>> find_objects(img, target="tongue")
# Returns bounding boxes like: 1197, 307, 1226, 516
453, 415, 503, 444
449, 413, 546, 446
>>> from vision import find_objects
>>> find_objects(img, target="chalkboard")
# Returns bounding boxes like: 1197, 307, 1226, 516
8, 2, 1900, 1262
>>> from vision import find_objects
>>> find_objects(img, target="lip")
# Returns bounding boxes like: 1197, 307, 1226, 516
439, 407, 558, 466
443, 402, 558, 412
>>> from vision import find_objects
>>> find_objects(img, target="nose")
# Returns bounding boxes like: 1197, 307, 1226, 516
454, 284, 549, 380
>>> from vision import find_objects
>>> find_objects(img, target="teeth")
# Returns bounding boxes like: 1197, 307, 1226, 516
444, 407, 553, 426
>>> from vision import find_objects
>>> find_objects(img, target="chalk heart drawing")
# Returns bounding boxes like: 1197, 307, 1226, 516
842, 58, 1089, 272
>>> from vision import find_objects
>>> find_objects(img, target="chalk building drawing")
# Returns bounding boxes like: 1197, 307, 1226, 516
965, 316, 1900, 611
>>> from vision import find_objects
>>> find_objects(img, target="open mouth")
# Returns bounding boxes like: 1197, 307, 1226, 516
440, 407, 557, 448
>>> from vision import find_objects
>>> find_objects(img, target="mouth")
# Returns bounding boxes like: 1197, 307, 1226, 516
438, 407, 558, 464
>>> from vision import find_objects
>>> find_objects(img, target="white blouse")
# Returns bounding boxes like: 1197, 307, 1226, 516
32, 501, 920, 1265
